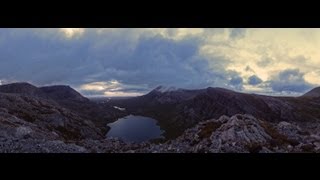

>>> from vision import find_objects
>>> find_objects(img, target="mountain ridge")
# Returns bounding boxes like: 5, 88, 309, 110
0, 82, 127, 132
109, 85, 320, 138
0, 82, 88, 101
1, 82, 320, 152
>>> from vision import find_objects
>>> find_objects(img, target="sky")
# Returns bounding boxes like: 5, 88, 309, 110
0, 28, 319, 97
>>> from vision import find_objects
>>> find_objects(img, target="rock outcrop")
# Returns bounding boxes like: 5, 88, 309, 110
133, 114, 320, 153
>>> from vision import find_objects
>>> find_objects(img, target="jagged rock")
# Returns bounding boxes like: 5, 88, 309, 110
0, 108, 8, 113
15, 126, 33, 138
259, 147, 273, 153
276, 121, 301, 139
136, 114, 319, 153
208, 114, 272, 153
43, 113, 66, 128
314, 142, 320, 151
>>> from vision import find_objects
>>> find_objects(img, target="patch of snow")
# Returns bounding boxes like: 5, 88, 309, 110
155, 86, 179, 93
113, 106, 126, 111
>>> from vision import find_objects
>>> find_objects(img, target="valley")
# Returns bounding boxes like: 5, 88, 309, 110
1, 83, 320, 153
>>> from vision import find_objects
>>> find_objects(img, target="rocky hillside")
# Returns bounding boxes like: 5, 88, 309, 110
1, 82, 320, 153
0, 93, 102, 140
137, 114, 320, 153
0, 83, 126, 130
109, 86, 320, 138
72, 114, 320, 153
0, 82, 127, 152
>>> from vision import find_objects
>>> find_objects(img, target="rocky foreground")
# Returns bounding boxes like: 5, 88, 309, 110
2, 108, 320, 152
85, 114, 320, 153
137, 114, 320, 153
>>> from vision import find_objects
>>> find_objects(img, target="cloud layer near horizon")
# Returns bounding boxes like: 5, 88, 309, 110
0, 28, 318, 96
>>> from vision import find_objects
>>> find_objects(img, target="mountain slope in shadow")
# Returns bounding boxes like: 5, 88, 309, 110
109, 86, 320, 138
0, 82, 126, 133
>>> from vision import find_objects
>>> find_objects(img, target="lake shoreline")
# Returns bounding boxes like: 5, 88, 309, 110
106, 115, 165, 143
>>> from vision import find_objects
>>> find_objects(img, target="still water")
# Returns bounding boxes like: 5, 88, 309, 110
106, 115, 164, 143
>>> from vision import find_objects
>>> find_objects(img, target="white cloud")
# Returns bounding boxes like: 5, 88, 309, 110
59, 28, 85, 38
79, 80, 146, 97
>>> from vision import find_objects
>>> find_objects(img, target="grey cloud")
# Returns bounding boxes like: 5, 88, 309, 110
245, 66, 256, 73
0, 29, 237, 95
229, 28, 247, 39
230, 76, 243, 85
248, 75, 263, 85
269, 69, 314, 93
291, 55, 308, 64
227, 71, 244, 90
257, 56, 273, 67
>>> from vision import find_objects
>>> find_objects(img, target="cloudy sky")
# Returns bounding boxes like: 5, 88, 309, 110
0, 28, 319, 97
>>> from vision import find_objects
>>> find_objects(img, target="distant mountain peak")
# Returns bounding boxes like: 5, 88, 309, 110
0, 82, 45, 96
40, 85, 88, 101
0, 82, 89, 102
0, 82, 36, 89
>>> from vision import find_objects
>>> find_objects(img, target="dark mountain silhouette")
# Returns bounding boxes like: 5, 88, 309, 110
40, 85, 89, 102
0, 82, 47, 97
302, 87, 320, 98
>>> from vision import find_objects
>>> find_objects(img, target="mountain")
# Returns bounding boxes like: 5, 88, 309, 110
0, 91, 102, 140
0, 83, 89, 102
0, 82, 126, 132
0, 82, 129, 152
109, 86, 320, 138
40, 85, 89, 102
0, 82, 47, 97
302, 87, 320, 98
1, 82, 320, 152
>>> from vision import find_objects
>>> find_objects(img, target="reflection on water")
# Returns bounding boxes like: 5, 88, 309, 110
106, 115, 164, 143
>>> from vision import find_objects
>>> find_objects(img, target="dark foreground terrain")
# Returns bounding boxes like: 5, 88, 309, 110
0, 83, 320, 153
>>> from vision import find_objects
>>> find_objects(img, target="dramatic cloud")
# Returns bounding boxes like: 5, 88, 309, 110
80, 80, 147, 97
0, 28, 319, 96
0, 28, 234, 96
248, 75, 263, 85
269, 69, 315, 93
229, 28, 247, 39
228, 73, 244, 90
